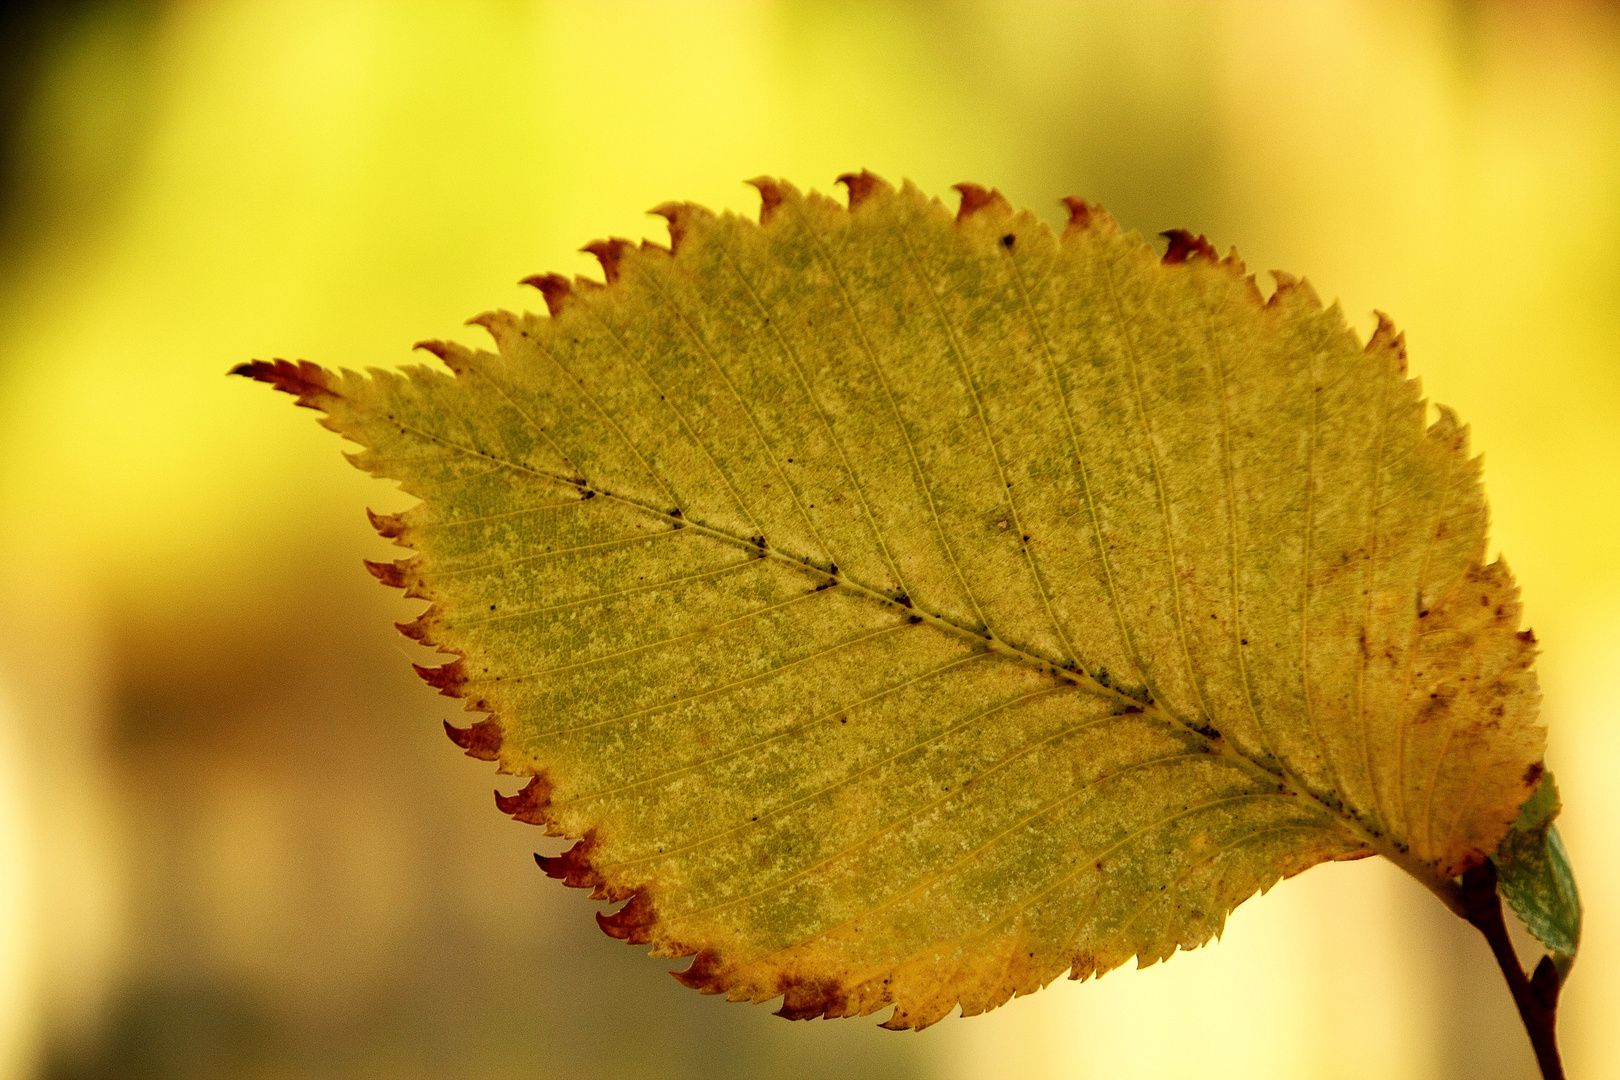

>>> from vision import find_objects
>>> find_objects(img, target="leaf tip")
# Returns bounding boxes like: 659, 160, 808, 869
229, 358, 333, 409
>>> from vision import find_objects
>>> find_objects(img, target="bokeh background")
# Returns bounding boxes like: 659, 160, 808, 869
0, 1, 1614, 1078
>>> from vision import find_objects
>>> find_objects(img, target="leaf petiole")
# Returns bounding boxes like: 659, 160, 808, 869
1459, 861, 1565, 1080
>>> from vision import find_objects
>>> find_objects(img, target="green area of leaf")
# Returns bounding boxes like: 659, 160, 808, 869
238, 174, 1552, 1029
1493, 772, 1581, 969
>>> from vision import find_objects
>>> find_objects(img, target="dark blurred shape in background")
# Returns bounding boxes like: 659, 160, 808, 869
0, 2, 157, 256
0, 3, 1615, 1079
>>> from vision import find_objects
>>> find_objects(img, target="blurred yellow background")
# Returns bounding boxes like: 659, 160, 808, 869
0, 1, 1614, 1077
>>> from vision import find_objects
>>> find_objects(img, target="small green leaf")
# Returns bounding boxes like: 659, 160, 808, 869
1493, 772, 1581, 971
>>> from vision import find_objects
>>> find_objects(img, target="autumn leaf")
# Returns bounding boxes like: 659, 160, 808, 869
236, 174, 1556, 1031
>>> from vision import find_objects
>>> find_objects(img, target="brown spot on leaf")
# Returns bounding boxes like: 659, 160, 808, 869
443, 716, 501, 760
1517, 628, 1538, 644
1522, 761, 1545, 788
1160, 229, 1217, 265
836, 170, 891, 210
494, 775, 555, 825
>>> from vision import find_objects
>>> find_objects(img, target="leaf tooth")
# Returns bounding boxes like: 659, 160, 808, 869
647, 201, 715, 255
493, 775, 553, 825
836, 169, 892, 211
411, 338, 473, 375
1058, 196, 1119, 239
597, 891, 659, 944
394, 611, 437, 644
442, 716, 500, 760
1266, 270, 1322, 310
776, 975, 852, 1021
1365, 310, 1408, 370
537, 833, 609, 891
465, 309, 522, 343
671, 949, 728, 994
519, 272, 574, 317
746, 175, 799, 224
365, 507, 408, 541
952, 182, 1011, 223
362, 557, 413, 590
1160, 229, 1218, 265
581, 238, 634, 285
416, 656, 469, 697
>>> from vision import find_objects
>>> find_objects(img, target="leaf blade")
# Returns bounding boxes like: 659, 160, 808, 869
238, 174, 1548, 1026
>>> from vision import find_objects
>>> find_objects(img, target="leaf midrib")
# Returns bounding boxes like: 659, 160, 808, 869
367, 368, 1450, 903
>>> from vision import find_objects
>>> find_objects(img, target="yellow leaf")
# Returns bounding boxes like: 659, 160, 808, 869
237, 174, 1545, 1029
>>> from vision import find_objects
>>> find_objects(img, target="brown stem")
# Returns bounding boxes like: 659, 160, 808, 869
1459, 862, 1565, 1080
